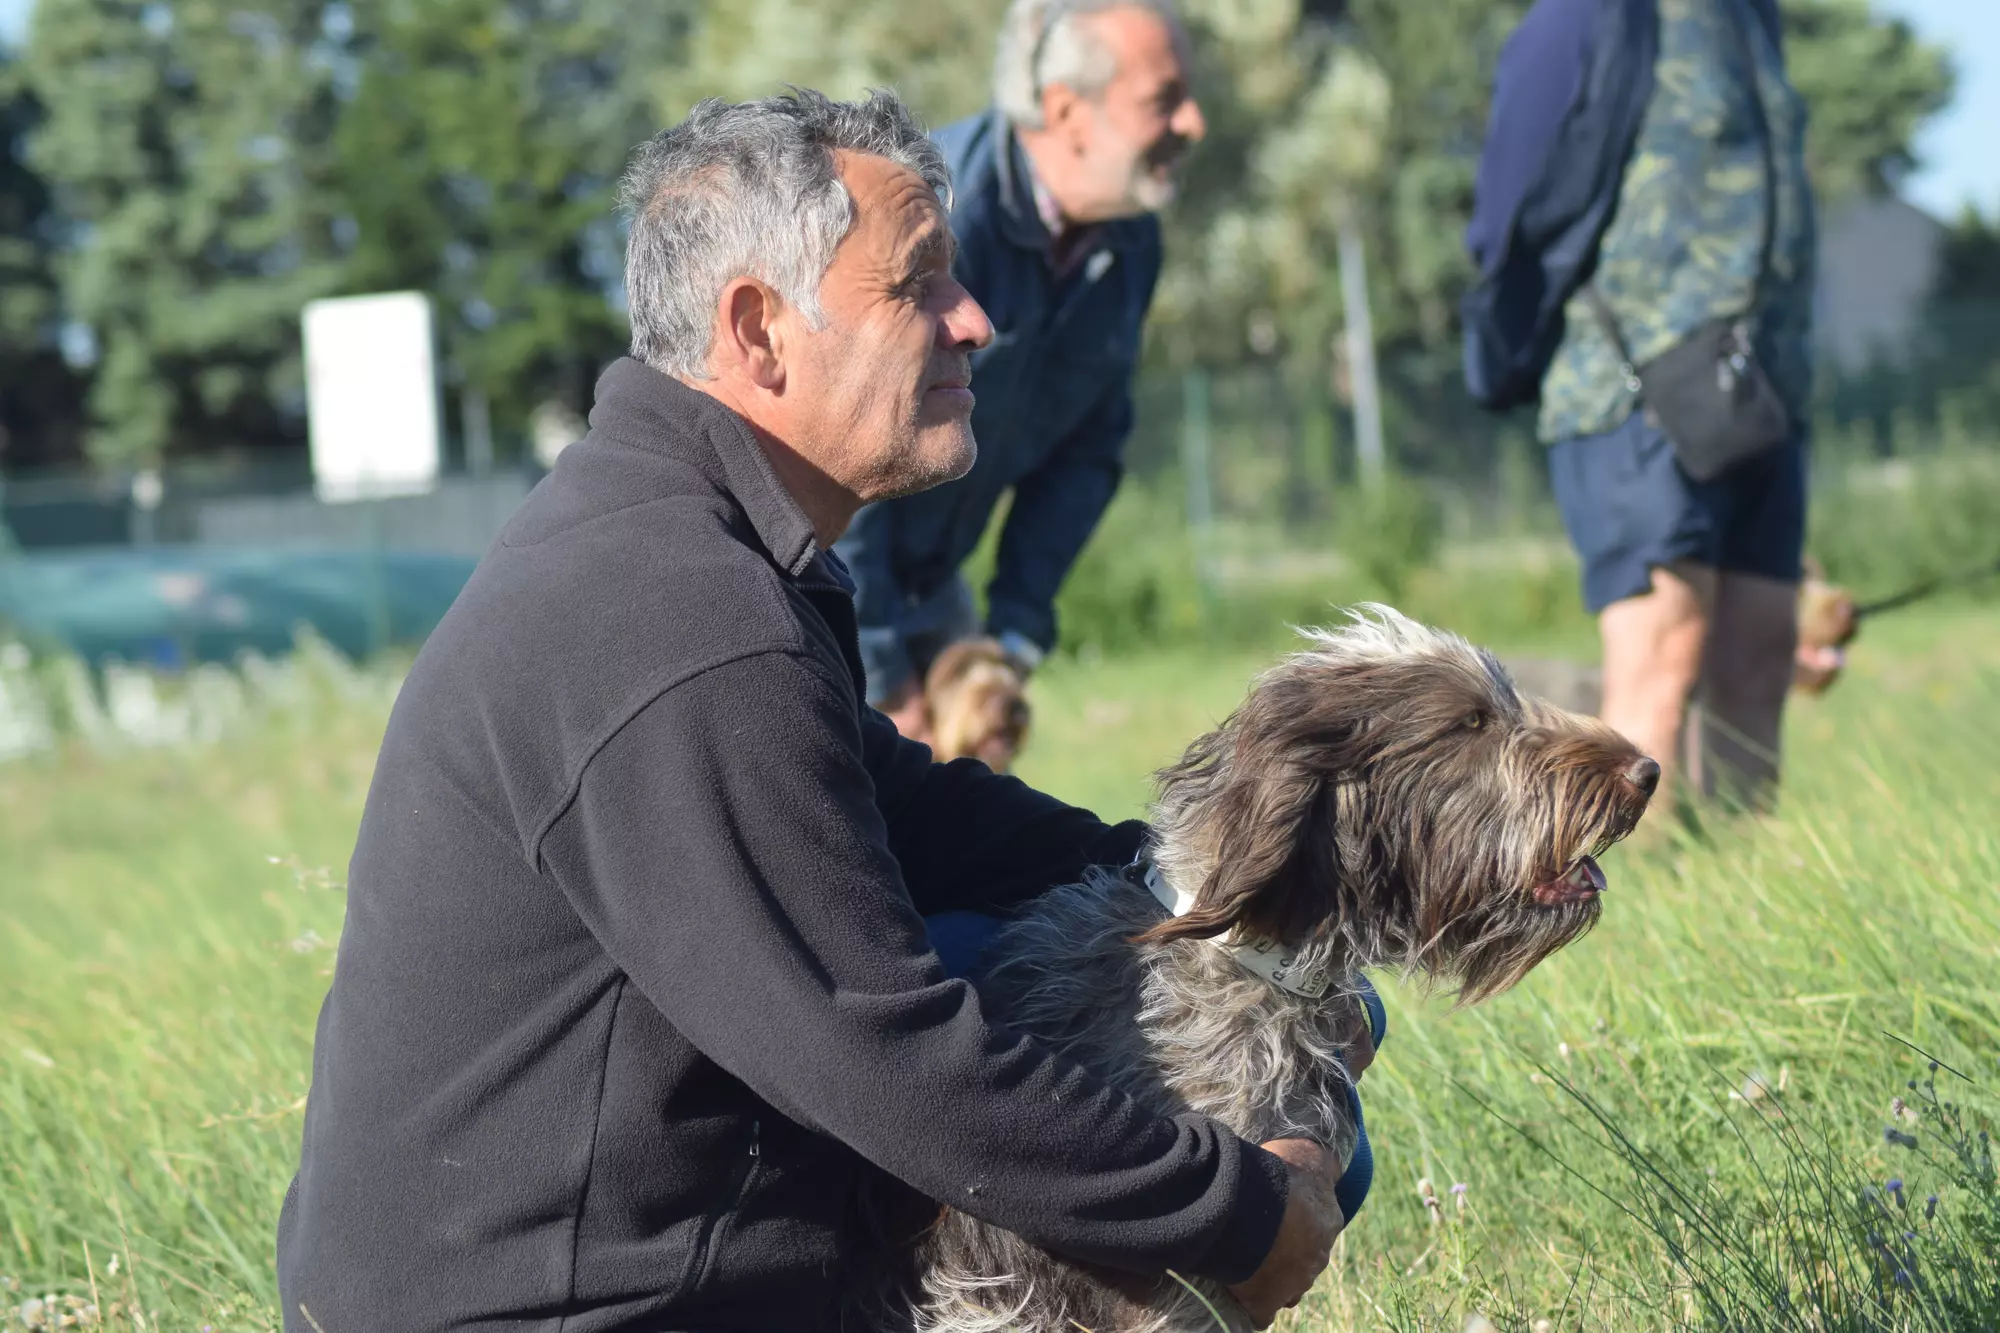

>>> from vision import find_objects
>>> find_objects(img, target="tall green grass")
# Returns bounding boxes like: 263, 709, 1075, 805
3, 603, 1997, 1331
1018, 603, 2000, 1332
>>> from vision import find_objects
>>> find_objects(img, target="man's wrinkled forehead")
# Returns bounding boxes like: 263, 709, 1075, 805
834, 149, 955, 265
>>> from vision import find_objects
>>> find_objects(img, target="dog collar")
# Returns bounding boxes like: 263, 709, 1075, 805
1138, 862, 1333, 1000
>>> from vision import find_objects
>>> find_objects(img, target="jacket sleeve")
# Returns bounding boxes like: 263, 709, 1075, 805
538, 648, 1288, 1283
833, 500, 914, 705
857, 702, 1148, 915
1465, 0, 1597, 270
982, 376, 1133, 655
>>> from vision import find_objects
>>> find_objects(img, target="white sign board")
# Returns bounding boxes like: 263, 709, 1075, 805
302, 291, 442, 502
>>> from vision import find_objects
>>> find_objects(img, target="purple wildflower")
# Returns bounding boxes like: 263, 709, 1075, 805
1926, 1194, 1939, 1220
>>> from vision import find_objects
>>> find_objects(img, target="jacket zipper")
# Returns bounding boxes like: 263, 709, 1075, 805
686, 1118, 761, 1295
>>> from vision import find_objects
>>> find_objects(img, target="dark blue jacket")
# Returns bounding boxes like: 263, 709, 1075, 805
834, 110, 1162, 693
1461, 0, 1658, 410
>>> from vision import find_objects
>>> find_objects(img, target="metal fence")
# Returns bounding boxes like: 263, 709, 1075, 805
1122, 298, 2000, 554
3, 298, 1996, 566
1, 463, 539, 558
0, 464, 540, 664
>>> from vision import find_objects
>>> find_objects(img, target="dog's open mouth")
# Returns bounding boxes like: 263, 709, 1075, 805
1532, 855, 1606, 906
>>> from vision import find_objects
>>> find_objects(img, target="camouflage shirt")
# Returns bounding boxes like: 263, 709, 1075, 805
1538, 0, 1816, 444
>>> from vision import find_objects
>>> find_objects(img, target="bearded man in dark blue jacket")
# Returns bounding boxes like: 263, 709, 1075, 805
834, 0, 1205, 740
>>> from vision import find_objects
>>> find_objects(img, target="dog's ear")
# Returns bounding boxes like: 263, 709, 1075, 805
1138, 670, 1374, 948
924, 639, 988, 695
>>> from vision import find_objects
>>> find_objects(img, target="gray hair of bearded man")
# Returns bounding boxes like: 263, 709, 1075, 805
619, 87, 952, 380
991, 0, 1188, 129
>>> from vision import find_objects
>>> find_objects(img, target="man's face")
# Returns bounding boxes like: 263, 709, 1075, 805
1067, 6, 1205, 218
779, 152, 993, 508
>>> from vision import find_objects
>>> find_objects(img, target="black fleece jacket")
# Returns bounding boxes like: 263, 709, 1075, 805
275, 359, 1288, 1332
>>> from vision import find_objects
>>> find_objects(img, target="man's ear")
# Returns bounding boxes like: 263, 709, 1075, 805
1041, 82, 1092, 154
712, 276, 785, 392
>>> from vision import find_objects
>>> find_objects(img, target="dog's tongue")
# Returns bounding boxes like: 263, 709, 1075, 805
1533, 855, 1606, 906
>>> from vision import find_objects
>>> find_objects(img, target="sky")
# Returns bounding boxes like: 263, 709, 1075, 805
1876, 0, 2000, 219
0, 0, 1995, 220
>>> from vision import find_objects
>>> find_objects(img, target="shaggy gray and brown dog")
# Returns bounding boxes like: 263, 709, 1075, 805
874, 607, 1657, 1333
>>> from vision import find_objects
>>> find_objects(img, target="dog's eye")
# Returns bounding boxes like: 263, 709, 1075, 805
1461, 712, 1485, 731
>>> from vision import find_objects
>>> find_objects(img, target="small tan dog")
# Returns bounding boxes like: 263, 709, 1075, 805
1791, 556, 1858, 695
923, 637, 1032, 771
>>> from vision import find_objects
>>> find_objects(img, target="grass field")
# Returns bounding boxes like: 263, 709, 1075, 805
3, 603, 1997, 1331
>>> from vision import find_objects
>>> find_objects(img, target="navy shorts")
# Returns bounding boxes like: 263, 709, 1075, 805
1547, 412, 1808, 614
926, 909, 1386, 1223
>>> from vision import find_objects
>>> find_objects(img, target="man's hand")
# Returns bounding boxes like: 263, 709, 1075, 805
877, 677, 932, 746
1228, 1138, 1344, 1328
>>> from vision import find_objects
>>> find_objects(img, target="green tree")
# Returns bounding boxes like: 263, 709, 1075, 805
1782, 0, 1954, 205
0, 44, 87, 472
1915, 205, 2000, 425
653, 0, 990, 127
332, 0, 682, 445
21, 0, 350, 467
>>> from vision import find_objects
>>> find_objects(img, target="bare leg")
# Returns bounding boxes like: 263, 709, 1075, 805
1597, 563, 1715, 802
1689, 571, 1798, 810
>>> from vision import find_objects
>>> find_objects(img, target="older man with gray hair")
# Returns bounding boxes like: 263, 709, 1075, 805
836, 0, 1205, 751
276, 88, 1336, 1333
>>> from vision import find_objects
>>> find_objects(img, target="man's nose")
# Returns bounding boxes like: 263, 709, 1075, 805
941, 281, 994, 351
1172, 96, 1206, 144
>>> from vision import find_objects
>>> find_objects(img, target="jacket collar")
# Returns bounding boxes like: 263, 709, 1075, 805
586, 358, 820, 579
990, 111, 1055, 254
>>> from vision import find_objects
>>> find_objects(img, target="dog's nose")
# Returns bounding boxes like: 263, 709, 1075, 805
1625, 756, 1662, 797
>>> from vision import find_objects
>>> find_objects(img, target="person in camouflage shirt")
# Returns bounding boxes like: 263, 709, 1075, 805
1470, 0, 1814, 808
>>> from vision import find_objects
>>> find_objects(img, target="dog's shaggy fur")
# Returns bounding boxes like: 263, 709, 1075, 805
874, 607, 1655, 1332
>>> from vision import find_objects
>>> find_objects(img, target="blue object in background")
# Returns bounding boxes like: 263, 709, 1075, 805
0, 546, 477, 665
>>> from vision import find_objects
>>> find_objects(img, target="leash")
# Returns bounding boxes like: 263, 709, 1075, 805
1851, 555, 2000, 621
